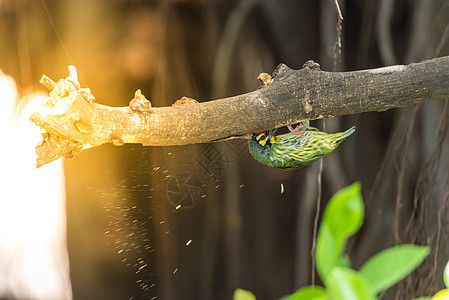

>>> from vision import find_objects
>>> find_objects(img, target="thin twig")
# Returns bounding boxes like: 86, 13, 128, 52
433, 185, 449, 274
15, 0, 33, 89
313, 1, 341, 282
212, 0, 261, 98
377, 0, 397, 65
393, 104, 420, 243
333, 0, 344, 71
310, 120, 325, 286
435, 20, 449, 57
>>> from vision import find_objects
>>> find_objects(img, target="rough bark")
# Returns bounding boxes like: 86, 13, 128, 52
30, 57, 449, 167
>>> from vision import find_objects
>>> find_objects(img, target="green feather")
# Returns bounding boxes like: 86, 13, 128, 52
248, 126, 356, 170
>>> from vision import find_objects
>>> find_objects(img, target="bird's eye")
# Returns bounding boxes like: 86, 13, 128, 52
258, 133, 267, 141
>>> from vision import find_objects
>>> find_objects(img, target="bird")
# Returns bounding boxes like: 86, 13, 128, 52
248, 124, 356, 170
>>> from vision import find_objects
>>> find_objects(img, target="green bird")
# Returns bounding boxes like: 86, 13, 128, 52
248, 124, 356, 170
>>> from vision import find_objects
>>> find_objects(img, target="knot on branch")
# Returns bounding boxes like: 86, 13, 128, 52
302, 60, 321, 70
257, 72, 273, 87
272, 63, 292, 79
173, 96, 199, 106
129, 89, 152, 112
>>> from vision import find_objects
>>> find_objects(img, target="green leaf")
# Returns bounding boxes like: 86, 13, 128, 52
279, 286, 328, 300
316, 223, 346, 284
444, 260, 449, 289
413, 297, 431, 300
316, 182, 364, 284
234, 288, 257, 300
323, 182, 364, 237
359, 244, 430, 293
327, 267, 377, 300
338, 254, 351, 269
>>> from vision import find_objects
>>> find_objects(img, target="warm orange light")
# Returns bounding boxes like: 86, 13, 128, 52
0, 73, 72, 299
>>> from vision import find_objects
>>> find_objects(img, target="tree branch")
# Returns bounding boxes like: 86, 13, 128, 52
31, 56, 449, 167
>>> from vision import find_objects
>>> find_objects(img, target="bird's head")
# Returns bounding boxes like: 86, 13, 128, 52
252, 130, 277, 147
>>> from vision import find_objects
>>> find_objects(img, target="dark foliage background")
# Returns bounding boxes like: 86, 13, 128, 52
1, 0, 449, 299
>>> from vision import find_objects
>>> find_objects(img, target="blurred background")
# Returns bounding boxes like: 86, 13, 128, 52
1, 0, 449, 299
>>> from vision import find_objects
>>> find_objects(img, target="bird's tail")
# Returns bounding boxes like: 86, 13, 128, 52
343, 126, 356, 138
333, 126, 356, 146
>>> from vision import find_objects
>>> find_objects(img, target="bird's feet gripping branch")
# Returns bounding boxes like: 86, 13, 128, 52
287, 120, 310, 134
248, 123, 356, 170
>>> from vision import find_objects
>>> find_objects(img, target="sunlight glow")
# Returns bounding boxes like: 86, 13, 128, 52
0, 73, 72, 299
